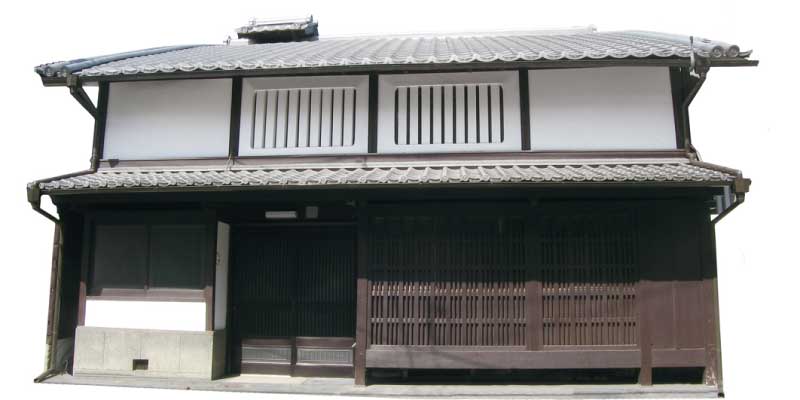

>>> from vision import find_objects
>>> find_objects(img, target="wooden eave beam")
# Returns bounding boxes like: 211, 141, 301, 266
67, 77, 97, 118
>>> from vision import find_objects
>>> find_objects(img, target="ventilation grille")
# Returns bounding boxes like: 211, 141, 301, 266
540, 213, 638, 346
369, 216, 526, 346
393, 84, 505, 146
241, 346, 292, 363
297, 348, 353, 365
249, 87, 357, 149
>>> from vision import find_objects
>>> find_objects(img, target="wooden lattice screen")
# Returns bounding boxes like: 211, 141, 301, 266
368, 215, 527, 346
539, 212, 638, 346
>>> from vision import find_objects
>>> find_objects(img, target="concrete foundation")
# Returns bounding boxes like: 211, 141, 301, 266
43, 373, 720, 398
74, 326, 225, 379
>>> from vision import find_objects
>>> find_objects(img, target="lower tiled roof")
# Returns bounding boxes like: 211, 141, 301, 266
34, 158, 739, 194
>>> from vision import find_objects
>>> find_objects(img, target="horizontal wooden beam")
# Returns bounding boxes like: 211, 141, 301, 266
366, 348, 641, 369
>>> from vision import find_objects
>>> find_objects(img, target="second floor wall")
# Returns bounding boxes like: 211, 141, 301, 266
100, 66, 680, 161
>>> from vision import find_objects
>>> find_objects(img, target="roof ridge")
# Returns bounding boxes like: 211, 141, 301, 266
315, 26, 598, 41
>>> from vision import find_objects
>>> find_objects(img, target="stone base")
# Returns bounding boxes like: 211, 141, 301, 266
74, 326, 225, 379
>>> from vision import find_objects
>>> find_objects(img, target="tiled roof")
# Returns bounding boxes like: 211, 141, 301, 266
35, 28, 751, 79
34, 158, 738, 194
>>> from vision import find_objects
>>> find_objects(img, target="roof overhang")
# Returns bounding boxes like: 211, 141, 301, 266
29, 156, 746, 197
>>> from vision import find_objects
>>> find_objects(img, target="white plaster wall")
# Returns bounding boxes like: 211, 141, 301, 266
84, 300, 206, 331
104, 79, 232, 160
529, 67, 677, 151
213, 222, 230, 331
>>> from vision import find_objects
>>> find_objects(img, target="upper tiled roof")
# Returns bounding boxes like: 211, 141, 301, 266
33, 158, 739, 194
35, 28, 752, 79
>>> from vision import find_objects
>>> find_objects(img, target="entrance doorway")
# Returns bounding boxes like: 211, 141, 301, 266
228, 224, 356, 377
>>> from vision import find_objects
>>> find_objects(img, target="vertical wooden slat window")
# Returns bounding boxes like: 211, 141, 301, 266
248, 87, 358, 150
368, 215, 527, 346
378, 71, 521, 153
540, 212, 638, 346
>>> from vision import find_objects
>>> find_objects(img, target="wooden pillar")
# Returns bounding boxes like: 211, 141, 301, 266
701, 208, 724, 393
354, 202, 369, 385
637, 205, 654, 385
637, 279, 653, 385
524, 210, 542, 351
77, 215, 93, 326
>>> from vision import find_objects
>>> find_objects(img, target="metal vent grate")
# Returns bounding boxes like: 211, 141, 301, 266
241, 346, 292, 363
249, 87, 357, 149
296, 348, 353, 365
393, 84, 505, 146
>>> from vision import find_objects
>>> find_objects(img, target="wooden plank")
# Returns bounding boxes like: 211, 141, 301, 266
366, 348, 641, 369
367, 74, 379, 153
354, 202, 369, 385
652, 348, 706, 368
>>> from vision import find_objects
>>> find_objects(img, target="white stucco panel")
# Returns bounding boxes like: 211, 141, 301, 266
529, 67, 677, 151
104, 79, 232, 160
85, 300, 206, 331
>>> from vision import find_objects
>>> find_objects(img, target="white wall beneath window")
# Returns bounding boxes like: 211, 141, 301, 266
84, 300, 206, 331
104, 79, 232, 160
529, 67, 677, 151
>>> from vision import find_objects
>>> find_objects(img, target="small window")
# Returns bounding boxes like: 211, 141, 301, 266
148, 225, 206, 289
90, 221, 207, 295
92, 225, 147, 289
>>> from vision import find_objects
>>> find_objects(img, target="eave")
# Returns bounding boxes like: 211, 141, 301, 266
37, 57, 758, 87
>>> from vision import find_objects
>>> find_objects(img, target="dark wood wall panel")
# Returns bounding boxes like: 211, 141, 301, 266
639, 200, 707, 351
368, 215, 527, 346
539, 212, 638, 346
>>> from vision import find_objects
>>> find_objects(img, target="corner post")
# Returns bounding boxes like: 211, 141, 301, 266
701, 206, 724, 393
354, 202, 369, 385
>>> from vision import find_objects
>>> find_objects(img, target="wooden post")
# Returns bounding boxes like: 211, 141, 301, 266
525, 210, 542, 351
701, 207, 724, 393
354, 202, 369, 385
638, 279, 653, 385
637, 206, 653, 385
77, 215, 93, 326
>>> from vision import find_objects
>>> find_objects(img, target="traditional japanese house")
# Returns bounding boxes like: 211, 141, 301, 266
28, 17, 756, 395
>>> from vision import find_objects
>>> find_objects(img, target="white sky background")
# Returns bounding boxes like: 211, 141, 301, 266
0, 0, 796, 399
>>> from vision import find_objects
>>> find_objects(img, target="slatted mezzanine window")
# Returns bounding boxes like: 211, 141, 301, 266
369, 216, 527, 347
378, 71, 521, 153
238, 75, 369, 156
248, 87, 358, 150
540, 212, 638, 346
392, 84, 505, 146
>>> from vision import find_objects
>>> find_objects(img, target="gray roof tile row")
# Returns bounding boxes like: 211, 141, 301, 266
36, 160, 737, 193
36, 29, 751, 78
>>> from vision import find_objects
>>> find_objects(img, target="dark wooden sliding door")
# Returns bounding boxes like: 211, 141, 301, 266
230, 225, 356, 377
